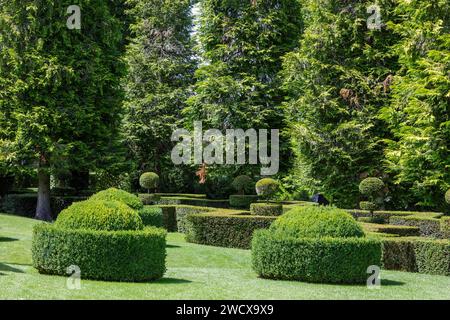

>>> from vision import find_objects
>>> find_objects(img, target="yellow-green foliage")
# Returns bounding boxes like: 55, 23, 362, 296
90, 188, 143, 210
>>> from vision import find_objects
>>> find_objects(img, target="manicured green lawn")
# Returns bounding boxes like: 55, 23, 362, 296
0, 213, 449, 300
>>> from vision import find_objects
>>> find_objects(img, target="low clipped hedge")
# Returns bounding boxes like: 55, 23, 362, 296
174, 206, 214, 233
229, 195, 259, 209
138, 206, 163, 227
250, 203, 283, 216
440, 217, 450, 238
156, 197, 229, 208
252, 230, 382, 283
186, 214, 276, 249
32, 223, 166, 282
389, 215, 442, 238
139, 194, 161, 205
90, 188, 143, 210
360, 222, 420, 237
381, 237, 449, 276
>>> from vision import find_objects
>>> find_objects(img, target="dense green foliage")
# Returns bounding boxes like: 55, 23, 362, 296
389, 215, 443, 238
271, 206, 365, 238
55, 200, 143, 231
138, 206, 163, 227
250, 203, 283, 216
252, 230, 381, 283
231, 175, 254, 195
186, 213, 276, 249
184, 0, 303, 180
446, 190, 450, 205
32, 223, 166, 281
359, 177, 385, 212
123, 0, 196, 191
89, 188, 143, 210
0, 0, 128, 220
380, 0, 450, 210
229, 195, 259, 209
282, 0, 401, 208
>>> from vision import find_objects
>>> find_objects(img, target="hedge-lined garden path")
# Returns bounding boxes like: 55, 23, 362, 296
0, 213, 449, 300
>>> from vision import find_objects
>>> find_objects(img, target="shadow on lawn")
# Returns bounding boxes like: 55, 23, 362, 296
0, 262, 24, 274
166, 244, 181, 248
0, 237, 19, 243
155, 277, 192, 284
381, 279, 405, 286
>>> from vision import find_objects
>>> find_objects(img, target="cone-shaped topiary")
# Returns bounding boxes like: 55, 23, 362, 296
255, 178, 279, 200
90, 188, 143, 210
231, 175, 253, 195
139, 172, 160, 193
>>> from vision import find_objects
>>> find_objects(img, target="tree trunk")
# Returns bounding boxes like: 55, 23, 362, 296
35, 167, 52, 221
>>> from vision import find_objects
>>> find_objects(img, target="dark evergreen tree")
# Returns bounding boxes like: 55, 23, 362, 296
282, 0, 401, 208
0, 0, 127, 220
123, 0, 196, 192
184, 0, 303, 184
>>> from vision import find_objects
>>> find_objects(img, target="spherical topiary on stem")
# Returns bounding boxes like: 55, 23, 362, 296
231, 175, 253, 195
445, 189, 450, 205
139, 172, 159, 193
255, 178, 279, 201
359, 177, 385, 217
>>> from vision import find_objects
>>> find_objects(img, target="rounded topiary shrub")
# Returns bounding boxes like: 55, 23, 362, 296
359, 177, 384, 195
139, 172, 159, 192
255, 178, 279, 200
250, 203, 283, 216
445, 189, 450, 205
229, 195, 259, 209
32, 189, 166, 282
231, 175, 253, 194
270, 206, 365, 238
32, 224, 166, 282
252, 206, 381, 284
138, 206, 163, 227
89, 188, 143, 210
56, 200, 143, 231
252, 230, 381, 284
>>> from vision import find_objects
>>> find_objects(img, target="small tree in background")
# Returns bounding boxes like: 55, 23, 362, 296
139, 172, 160, 194
256, 178, 280, 202
359, 178, 385, 217
232, 175, 253, 195
445, 189, 450, 205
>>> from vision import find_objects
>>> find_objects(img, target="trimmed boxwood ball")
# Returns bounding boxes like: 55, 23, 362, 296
252, 230, 381, 283
140, 172, 159, 191
32, 223, 166, 282
229, 195, 259, 209
139, 206, 163, 227
255, 178, 279, 199
90, 188, 143, 210
250, 203, 283, 216
231, 175, 253, 194
359, 177, 384, 196
55, 200, 143, 231
445, 189, 450, 205
270, 206, 365, 238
